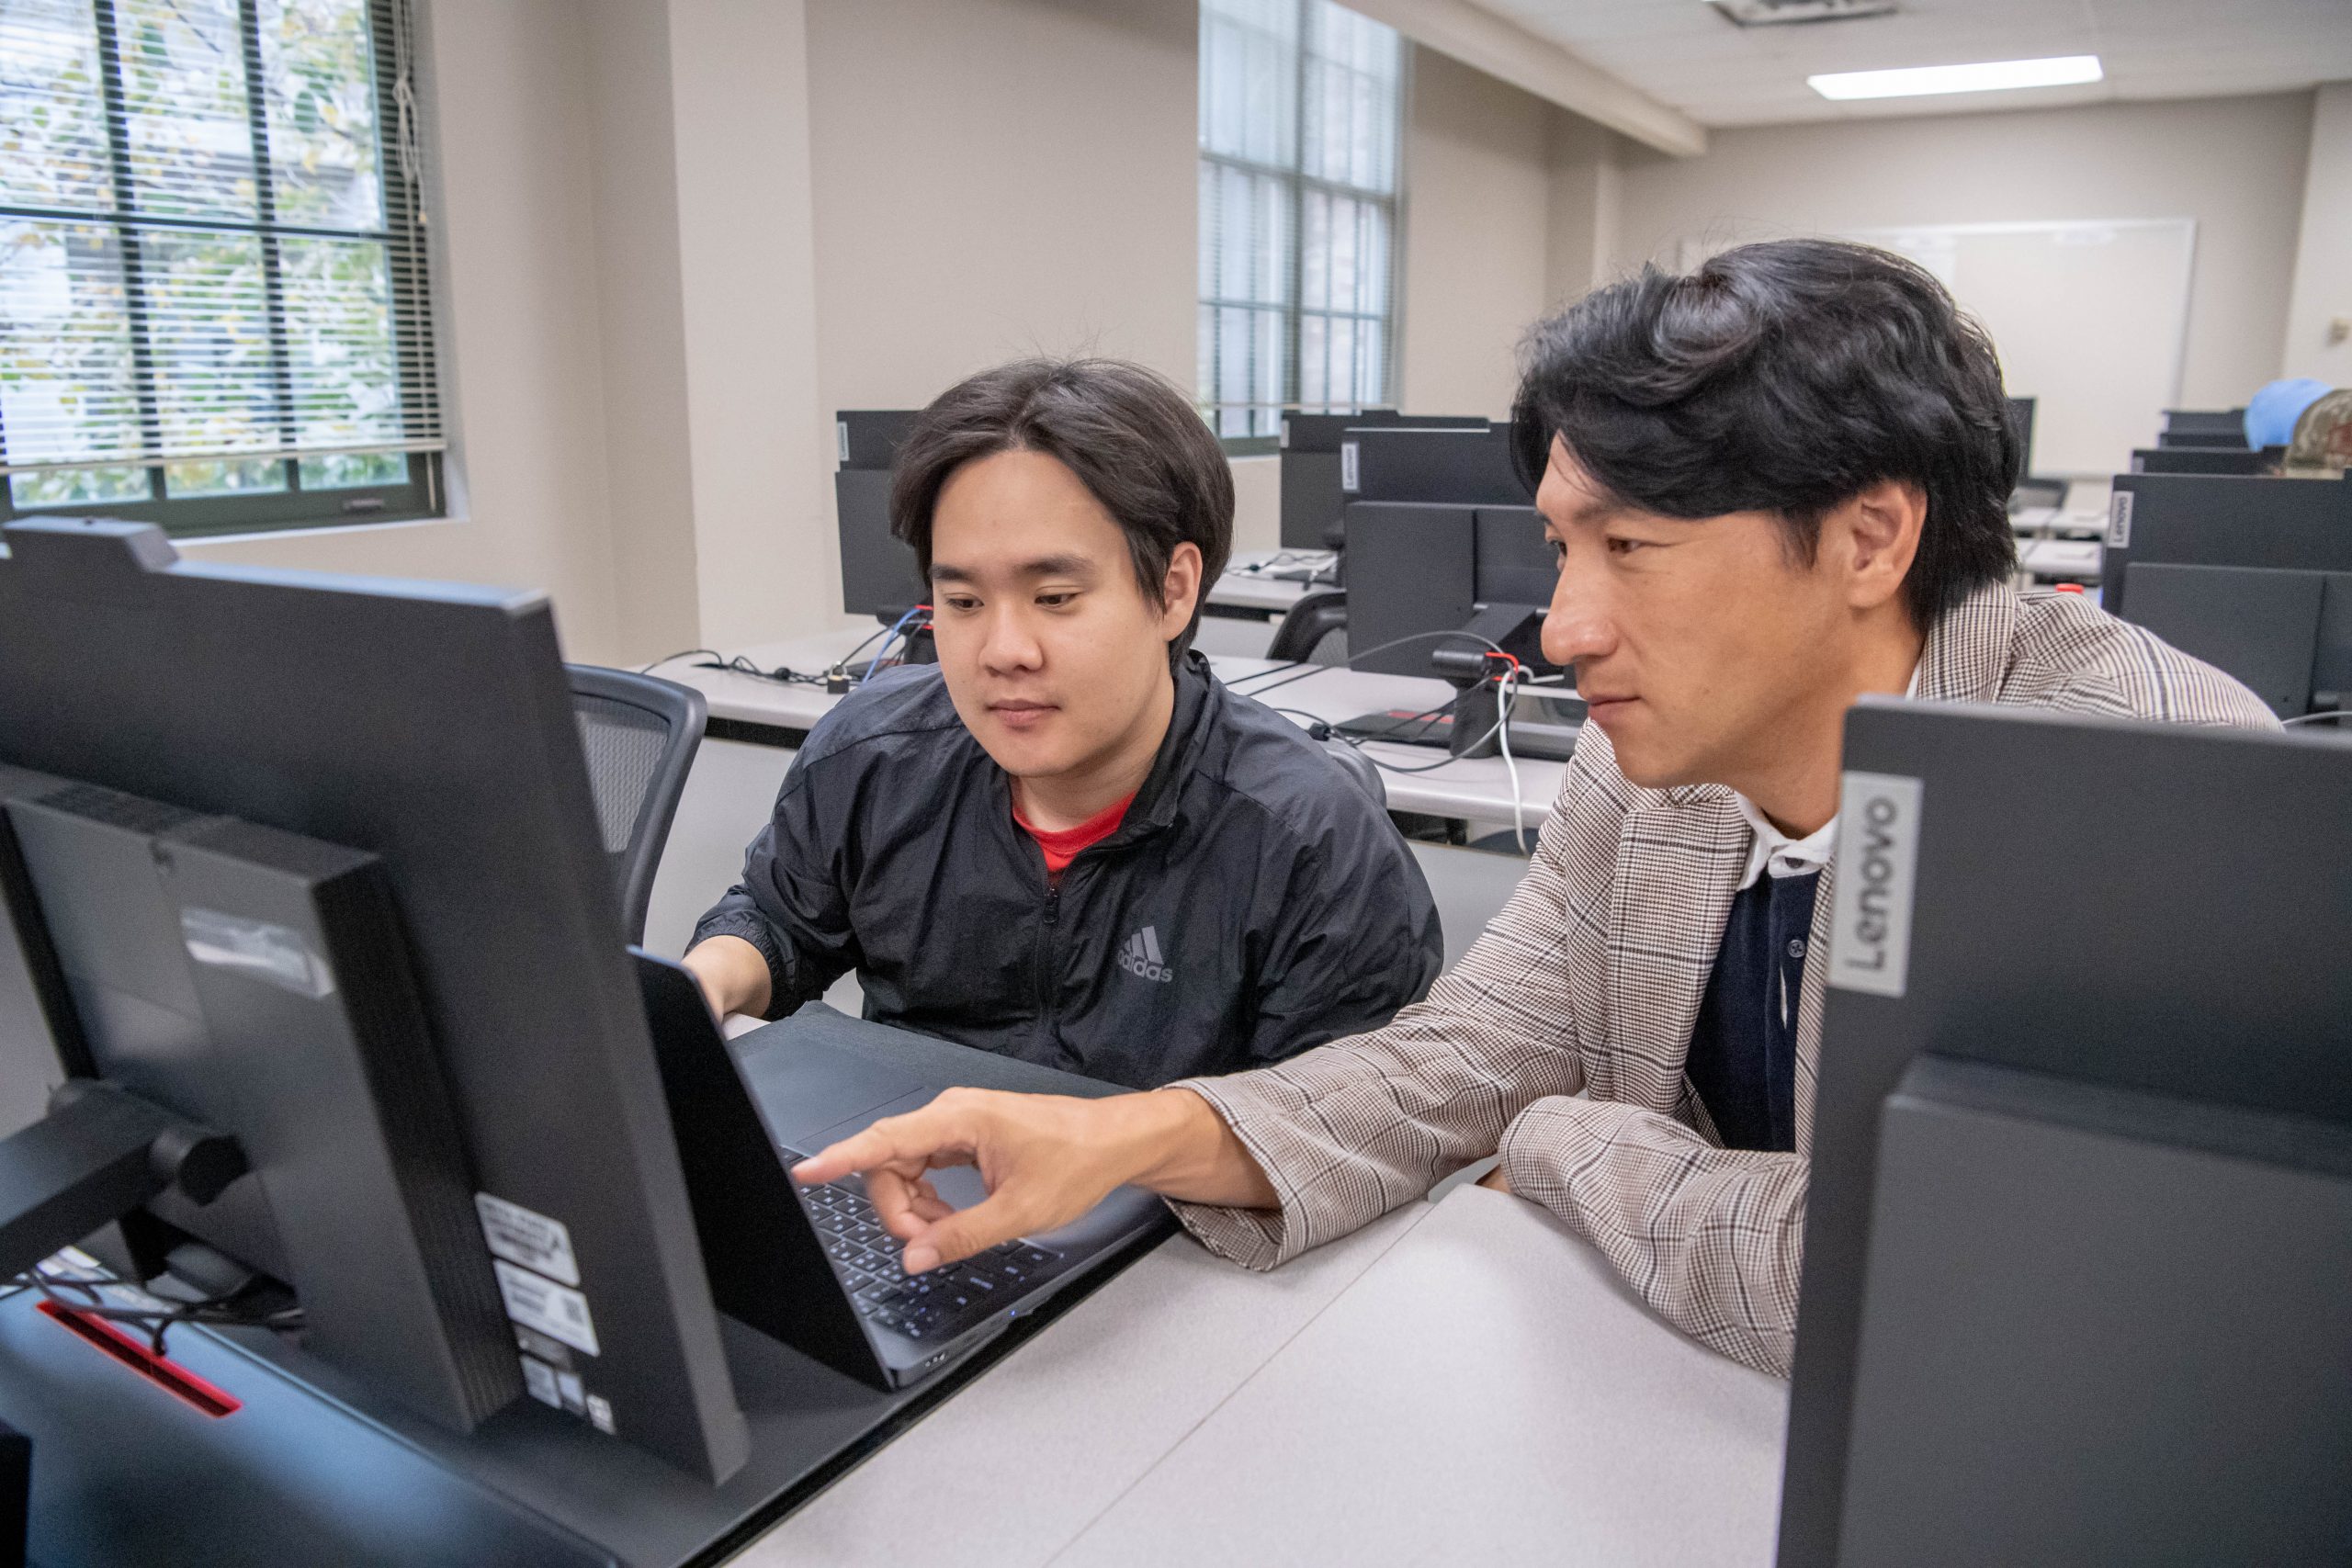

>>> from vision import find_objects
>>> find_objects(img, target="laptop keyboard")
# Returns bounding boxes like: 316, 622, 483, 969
799, 1179, 1062, 1343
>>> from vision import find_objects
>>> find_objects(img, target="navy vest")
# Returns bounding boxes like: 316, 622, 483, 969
1683, 870, 1819, 1152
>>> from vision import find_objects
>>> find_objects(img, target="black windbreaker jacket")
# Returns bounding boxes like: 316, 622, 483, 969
692, 652, 1442, 1088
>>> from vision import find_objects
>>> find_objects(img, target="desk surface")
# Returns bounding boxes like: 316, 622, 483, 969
742, 1186, 1788, 1567
1208, 548, 1333, 614
2018, 538, 2102, 581
652, 632, 1566, 828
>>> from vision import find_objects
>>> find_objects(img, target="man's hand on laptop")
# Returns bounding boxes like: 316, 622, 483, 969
792, 1086, 1280, 1274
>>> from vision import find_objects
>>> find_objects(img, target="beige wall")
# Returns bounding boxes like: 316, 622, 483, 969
668, 0, 835, 651
1544, 109, 1616, 312
1398, 46, 1554, 420
1228, 454, 1282, 556
183, 0, 630, 661
804, 0, 1196, 409
1600, 91, 2318, 410
584, 0, 700, 660
2281, 82, 2352, 385
799, 0, 1206, 570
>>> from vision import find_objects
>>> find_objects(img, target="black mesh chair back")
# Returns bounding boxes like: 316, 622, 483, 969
566, 664, 707, 946
1268, 588, 1347, 664
1323, 741, 1385, 809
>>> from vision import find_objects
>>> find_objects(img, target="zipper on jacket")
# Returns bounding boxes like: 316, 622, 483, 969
1033, 883, 1060, 1043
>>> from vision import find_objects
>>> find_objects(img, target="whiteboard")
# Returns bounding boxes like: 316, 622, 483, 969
1846, 220, 2198, 479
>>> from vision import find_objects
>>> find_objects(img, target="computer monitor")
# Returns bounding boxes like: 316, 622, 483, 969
2156, 429, 2252, 450
2005, 396, 2035, 474
1276, 412, 1486, 550
1780, 700, 2352, 1565
1279, 410, 1402, 453
2129, 445, 2282, 477
1279, 410, 1395, 552
2159, 407, 2249, 448
2117, 563, 2352, 719
1342, 502, 1556, 677
1342, 423, 1531, 510
834, 409, 925, 616
2102, 471, 2352, 615
0, 518, 749, 1483
835, 409, 919, 470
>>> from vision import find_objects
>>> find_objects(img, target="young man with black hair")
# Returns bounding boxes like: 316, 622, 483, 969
793, 240, 2278, 1375
684, 357, 1442, 1089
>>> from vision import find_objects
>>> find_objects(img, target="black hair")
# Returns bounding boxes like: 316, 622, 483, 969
889, 357, 1234, 664
1509, 238, 2018, 627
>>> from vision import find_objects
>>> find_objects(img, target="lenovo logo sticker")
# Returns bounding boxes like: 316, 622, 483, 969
1828, 771, 1923, 998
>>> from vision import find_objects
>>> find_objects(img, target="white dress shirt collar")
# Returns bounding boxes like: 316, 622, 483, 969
1732, 795, 1838, 891
1730, 664, 1920, 892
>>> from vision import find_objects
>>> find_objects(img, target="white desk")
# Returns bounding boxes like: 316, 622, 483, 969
2018, 538, 2102, 581
1206, 548, 1335, 616
652, 632, 1565, 829
741, 1188, 1787, 1567
1213, 655, 1567, 827
643, 631, 876, 736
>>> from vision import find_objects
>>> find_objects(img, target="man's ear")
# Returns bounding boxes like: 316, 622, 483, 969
1842, 480, 1926, 613
1159, 541, 1204, 636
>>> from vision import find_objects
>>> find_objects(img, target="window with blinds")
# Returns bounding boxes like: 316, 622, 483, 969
0, 0, 439, 536
1198, 0, 1403, 450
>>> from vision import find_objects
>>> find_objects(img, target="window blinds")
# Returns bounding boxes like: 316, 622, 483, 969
1198, 0, 1403, 443
0, 0, 438, 505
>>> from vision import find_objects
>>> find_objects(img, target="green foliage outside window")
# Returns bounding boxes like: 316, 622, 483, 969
0, 0, 441, 536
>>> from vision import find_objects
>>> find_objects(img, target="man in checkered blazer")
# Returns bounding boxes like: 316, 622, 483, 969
797, 238, 2275, 1377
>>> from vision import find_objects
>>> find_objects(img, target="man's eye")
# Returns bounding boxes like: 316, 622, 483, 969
944, 596, 980, 612
1547, 539, 1566, 564
1606, 537, 1649, 556
1036, 592, 1076, 607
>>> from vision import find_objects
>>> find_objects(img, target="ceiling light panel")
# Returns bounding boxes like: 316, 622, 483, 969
1808, 53, 2105, 100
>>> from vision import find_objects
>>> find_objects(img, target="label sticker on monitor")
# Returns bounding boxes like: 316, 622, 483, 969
520, 1356, 562, 1408
2107, 490, 2133, 548
474, 1192, 581, 1286
492, 1260, 601, 1357
180, 909, 335, 1000
836, 419, 850, 465
1340, 440, 1360, 492
1828, 771, 1923, 998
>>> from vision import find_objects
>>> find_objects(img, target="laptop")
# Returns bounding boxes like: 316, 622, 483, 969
632, 949, 1171, 1390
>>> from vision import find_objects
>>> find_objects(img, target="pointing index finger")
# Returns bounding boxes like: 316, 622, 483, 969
791, 1126, 893, 1185
791, 1098, 976, 1185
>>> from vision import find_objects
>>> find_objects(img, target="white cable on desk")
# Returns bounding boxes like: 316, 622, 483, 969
1497, 662, 1527, 854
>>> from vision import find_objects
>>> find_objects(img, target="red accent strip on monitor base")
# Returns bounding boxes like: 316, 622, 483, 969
37, 1298, 244, 1417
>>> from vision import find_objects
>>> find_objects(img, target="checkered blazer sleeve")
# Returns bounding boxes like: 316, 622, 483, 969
1162, 752, 1600, 1272
1495, 1099, 1807, 1374
1169, 742, 1809, 1374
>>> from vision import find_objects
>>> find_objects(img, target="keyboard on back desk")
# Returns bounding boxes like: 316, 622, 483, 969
800, 1179, 1062, 1342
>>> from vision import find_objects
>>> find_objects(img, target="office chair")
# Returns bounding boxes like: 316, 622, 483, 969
1269, 588, 1348, 664
1323, 741, 1385, 809
567, 663, 707, 946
